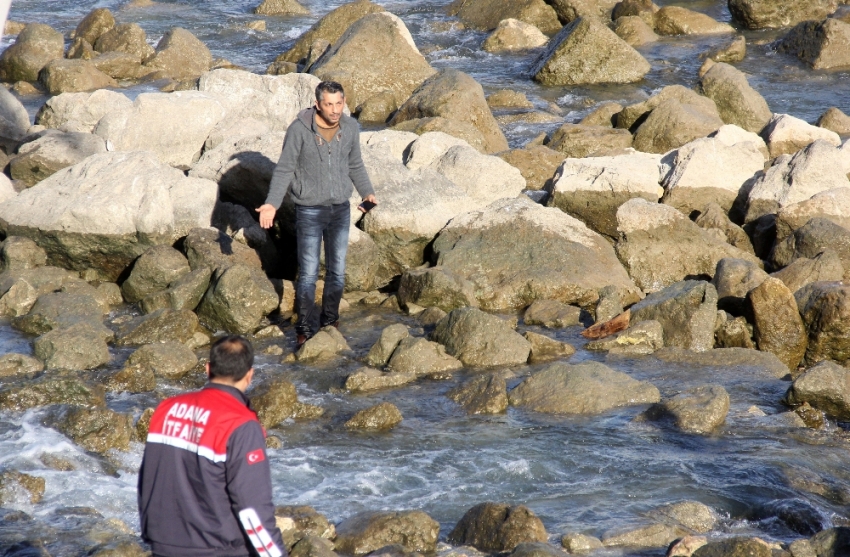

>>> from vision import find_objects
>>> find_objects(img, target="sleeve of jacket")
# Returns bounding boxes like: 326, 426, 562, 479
347, 128, 375, 199
226, 421, 286, 557
264, 130, 302, 210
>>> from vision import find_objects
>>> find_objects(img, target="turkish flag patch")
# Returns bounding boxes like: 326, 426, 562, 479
246, 449, 265, 465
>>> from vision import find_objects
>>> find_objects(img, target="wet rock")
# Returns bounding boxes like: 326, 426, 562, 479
386, 336, 464, 376
122, 246, 191, 304
398, 267, 478, 313
289, 535, 337, 557
561, 533, 603, 554
0, 471, 45, 505
613, 15, 658, 46
297, 327, 351, 362
94, 23, 155, 63
654, 6, 734, 35
196, 264, 278, 335
58, 407, 133, 453
252, 378, 298, 429
509, 361, 660, 414
365, 324, 409, 368
747, 277, 807, 371
482, 19, 549, 52
0, 373, 105, 411
0, 267, 77, 317
447, 0, 561, 35
546, 152, 662, 239
762, 114, 842, 159
796, 282, 850, 366
116, 308, 200, 346
13, 291, 106, 335
355, 89, 397, 124
603, 523, 690, 548
487, 89, 534, 109
0, 23, 64, 83
548, 124, 633, 158
494, 146, 560, 192
633, 98, 724, 154
184, 227, 264, 274
254, 0, 309, 16
771, 251, 844, 294
10, 131, 107, 187
95, 91, 227, 168
447, 374, 509, 414
705, 35, 747, 63
447, 502, 548, 552
127, 341, 197, 381
585, 319, 664, 355
33, 322, 112, 371
345, 366, 416, 392
524, 299, 581, 328
728, 0, 837, 30
661, 136, 765, 216
0, 237, 47, 272
654, 501, 717, 533
275, 505, 336, 542
344, 402, 403, 430
74, 8, 115, 46
143, 28, 212, 81
580, 102, 623, 127
631, 280, 718, 352
697, 63, 771, 134
418, 307, 447, 326
612, 0, 659, 25
280, 1, 384, 65
692, 537, 773, 557
431, 307, 530, 367
0, 152, 217, 281
615, 199, 761, 293
510, 542, 570, 557
784, 361, 850, 420
389, 69, 506, 154
67, 37, 96, 61
531, 17, 650, 85
617, 85, 716, 132
38, 59, 117, 95
34, 89, 132, 133
817, 107, 850, 135
712, 257, 769, 314
546, 0, 619, 23
435, 196, 639, 311
772, 218, 850, 283
105, 363, 156, 393
654, 346, 789, 377
335, 510, 440, 555
641, 384, 730, 434
694, 204, 755, 256
780, 18, 850, 70
668, 536, 708, 557
140, 268, 212, 314
0, 353, 43, 378
310, 12, 435, 115
525, 331, 576, 362
801, 527, 850, 557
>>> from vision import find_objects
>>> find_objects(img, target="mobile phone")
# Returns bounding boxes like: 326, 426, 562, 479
359, 200, 377, 212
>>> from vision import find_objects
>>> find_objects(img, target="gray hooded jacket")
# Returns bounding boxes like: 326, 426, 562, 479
264, 107, 374, 208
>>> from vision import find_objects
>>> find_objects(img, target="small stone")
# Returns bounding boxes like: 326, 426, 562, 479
344, 402, 403, 430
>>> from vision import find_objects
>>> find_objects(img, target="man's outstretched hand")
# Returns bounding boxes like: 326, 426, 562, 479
358, 194, 378, 213
256, 204, 276, 229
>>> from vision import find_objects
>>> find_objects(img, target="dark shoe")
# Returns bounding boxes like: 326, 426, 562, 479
296, 334, 309, 351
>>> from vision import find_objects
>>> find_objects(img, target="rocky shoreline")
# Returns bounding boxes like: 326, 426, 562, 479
1, 0, 850, 555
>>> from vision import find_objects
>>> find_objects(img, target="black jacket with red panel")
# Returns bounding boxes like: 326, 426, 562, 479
138, 383, 285, 557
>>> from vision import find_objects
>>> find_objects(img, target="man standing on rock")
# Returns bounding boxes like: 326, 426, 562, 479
138, 335, 285, 557
257, 80, 377, 349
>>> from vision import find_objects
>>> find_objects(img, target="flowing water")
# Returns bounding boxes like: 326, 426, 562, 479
2, 0, 850, 554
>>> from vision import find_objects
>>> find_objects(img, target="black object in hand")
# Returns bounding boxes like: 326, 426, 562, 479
359, 200, 377, 212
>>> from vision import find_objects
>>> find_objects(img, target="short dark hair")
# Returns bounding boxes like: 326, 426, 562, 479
208, 335, 254, 381
316, 81, 345, 103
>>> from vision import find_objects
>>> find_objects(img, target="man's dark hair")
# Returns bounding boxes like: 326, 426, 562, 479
316, 81, 345, 102
208, 335, 254, 381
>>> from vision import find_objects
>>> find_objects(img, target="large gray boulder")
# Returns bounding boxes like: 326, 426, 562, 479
771, 218, 850, 283
818, 107, 850, 135
616, 85, 718, 132
196, 264, 279, 335
37, 59, 118, 95
630, 280, 718, 352
344, 402, 403, 430
93, 23, 155, 62
784, 361, 850, 420
632, 98, 724, 154
388, 69, 507, 154
143, 27, 213, 80
10, 131, 107, 187
615, 198, 761, 292
74, 8, 115, 46
447, 0, 561, 34
509, 361, 660, 414
761, 113, 842, 159
0, 266, 77, 317
728, 0, 838, 30
796, 282, 850, 366
711, 257, 769, 314
653, 6, 735, 35
694, 203, 756, 255
12, 291, 107, 335
745, 140, 850, 224
613, 15, 659, 46
447, 374, 509, 414
545, 152, 663, 239
696, 63, 771, 133
779, 19, 850, 70
0, 237, 47, 273
546, 124, 634, 158
661, 135, 765, 216
334, 511, 440, 555
0, 87, 31, 146
531, 17, 650, 85
116, 308, 200, 346
254, 0, 309, 16
747, 277, 807, 371
94, 91, 227, 168
498, 145, 570, 191
35, 89, 133, 133
125, 341, 198, 381
140, 267, 212, 314
447, 503, 548, 552
365, 323, 409, 368
385, 336, 464, 376
397, 266, 478, 313
0, 23, 64, 83
423, 145, 525, 205
775, 188, 850, 241
121, 245, 191, 304
433, 196, 639, 311
197, 70, 320, 133
310, 12, 436, 114
642, 384, 729, 434
482, 19, 550, 53
0, 151, 218, 281
183, 227, 263, 273
33, 322, 112, 371
771, 250, 844, 294
431, 307, 531, 367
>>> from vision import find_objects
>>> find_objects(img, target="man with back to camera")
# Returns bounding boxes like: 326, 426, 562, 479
138, 335, 285, 557
256, 81, 377, 350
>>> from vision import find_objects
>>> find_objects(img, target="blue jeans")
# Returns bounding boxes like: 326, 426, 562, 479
295, 203, 350, 337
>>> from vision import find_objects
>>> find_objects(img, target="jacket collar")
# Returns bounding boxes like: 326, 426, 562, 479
298, 106, 348, 135
204, 382, 251, 409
